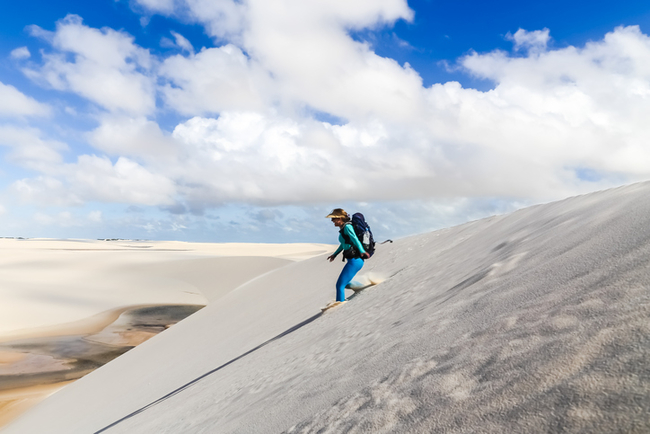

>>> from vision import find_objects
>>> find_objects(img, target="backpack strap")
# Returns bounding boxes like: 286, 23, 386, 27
339, 223, 360, 259
339, 222, 351, 241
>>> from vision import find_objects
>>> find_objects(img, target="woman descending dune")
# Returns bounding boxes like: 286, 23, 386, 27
324, 208, 370, 311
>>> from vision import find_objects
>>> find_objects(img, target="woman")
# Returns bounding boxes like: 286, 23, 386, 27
325, 208, 370, 308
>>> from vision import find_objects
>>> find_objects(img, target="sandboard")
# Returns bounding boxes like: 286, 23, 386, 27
321, 301, 347, 312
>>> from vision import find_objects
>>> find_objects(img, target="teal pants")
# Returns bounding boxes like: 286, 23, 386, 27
336, 257, 364, 302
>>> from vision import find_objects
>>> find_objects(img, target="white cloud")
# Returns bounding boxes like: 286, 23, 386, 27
159, 45, 271, 114
69, 155, 176, 206
136, 0, 175, 14
168, 112, 449, 205
88, 115, 178, 159
10, 155, 176, 208
0, 125, 66, 172
11, 176, 83, 207
143, 0, 422, 122
24, 15, 155, 115
0, 81, 50, 117
156, 25, 650, 206
171, 113, 316, 204
10, 46, 31, 60
170, 31, 194, 53
6, 2, 650, 233
33, 211, 78, 227
142, 0, 246, 41
160, 31, 194, 53
238, 0, 421, 122
506, 28, 550, 54
458, 26, 650, 180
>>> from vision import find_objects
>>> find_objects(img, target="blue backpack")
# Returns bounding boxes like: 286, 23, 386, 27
344, 212, 376, 258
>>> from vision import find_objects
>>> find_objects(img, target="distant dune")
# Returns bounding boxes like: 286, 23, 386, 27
3, 183, 650, 433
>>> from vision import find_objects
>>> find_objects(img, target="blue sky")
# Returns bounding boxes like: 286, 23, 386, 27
382, 0, 650, 87
1, 0, 649, 243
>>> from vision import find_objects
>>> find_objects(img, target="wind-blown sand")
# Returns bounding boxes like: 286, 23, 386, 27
3, 183, 650, 433
0, 240, 332, 429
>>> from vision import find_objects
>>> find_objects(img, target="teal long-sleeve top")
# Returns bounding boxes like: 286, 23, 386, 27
332, 223, 366, 258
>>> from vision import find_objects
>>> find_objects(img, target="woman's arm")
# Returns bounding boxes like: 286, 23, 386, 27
327, 242, 344, 262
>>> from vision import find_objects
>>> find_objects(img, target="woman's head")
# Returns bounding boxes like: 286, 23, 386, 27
326, 208, 350, 226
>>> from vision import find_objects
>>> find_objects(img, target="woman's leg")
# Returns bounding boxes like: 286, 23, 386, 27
335, 257, 364, 302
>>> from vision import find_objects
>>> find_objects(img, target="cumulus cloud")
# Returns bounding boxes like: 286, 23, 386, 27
170, 113, 320, 205
141, 0, 422, 122
10, 46, 31, 59
506, 28, 550, 54
160, 31, 194, 53
165, 111, 473, 206
24, 14, 155, 115
171, 30, 194, 53
69, 155, 176, 206
0, 82, 50, 117
10, 155, 176, 208
159, 44, 271, 114
136, 0, 175, 14
88, 115, 179, 159
459, 26, 650, 179
134, 0, 247, 41
0, 125, 66, 172
239, 0, 421, 123
160, 25, 650, 206
11, 176, 83, 207
274, 3, 417, 109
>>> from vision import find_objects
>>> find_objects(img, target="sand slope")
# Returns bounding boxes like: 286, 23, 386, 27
4, 183, 650, 433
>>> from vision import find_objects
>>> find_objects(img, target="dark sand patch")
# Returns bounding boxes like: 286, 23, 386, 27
0, 307, 134, 345
0, 304, 203, 427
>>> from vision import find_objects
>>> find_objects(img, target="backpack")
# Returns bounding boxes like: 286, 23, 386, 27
341, 212, 376, 258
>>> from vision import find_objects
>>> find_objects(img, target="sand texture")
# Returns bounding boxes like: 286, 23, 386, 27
3, 183, 650, 433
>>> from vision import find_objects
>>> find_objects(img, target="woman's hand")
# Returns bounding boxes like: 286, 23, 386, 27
327, 255, 336, 262
361, 252, 370, 259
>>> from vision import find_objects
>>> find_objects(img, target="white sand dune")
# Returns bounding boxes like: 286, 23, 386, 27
4, 183, 650, 433
0, 240, 332, 427
0, 240, 332, 340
